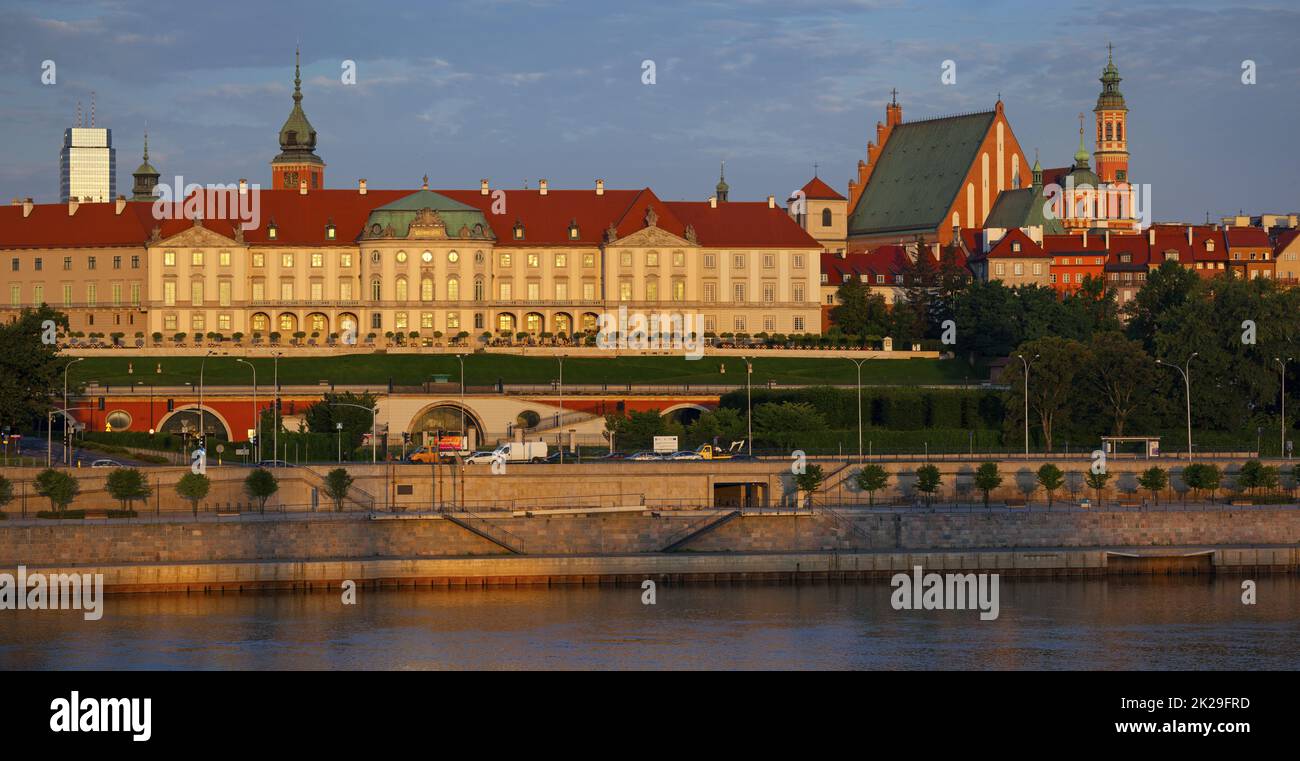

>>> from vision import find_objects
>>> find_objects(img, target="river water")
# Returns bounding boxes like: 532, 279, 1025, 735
2, 576, 1297, 670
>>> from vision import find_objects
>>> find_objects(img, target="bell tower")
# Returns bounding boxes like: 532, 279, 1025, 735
271, 48, 325, 190
1093, 43, 1128, 185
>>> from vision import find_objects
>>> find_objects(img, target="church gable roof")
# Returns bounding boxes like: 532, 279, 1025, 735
847, 110, 997, 237
985, 186, 1065, 235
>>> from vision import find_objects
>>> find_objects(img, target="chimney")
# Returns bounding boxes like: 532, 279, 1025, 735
23, 198, 34, 217
595, 179, 604, 196
839, 251, 847, 259
299, 179, 308, 195
1105, 230, 1110, 248
767, 195, 775, 208
358, 179, 367, 195
1187, 225, 1193, 245
68, 199, 79, 216
115, 196, 127, 215
238, 178, 248, 195
1082, 230, 1088, 247
1147, 227, 1154, 245
480, 179, 490, 196
709, 196, 717, 209
539, 179, 548, 196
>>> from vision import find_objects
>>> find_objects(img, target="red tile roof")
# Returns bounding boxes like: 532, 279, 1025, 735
820, 246, 910, 284
1, 187, 820, 251
797, 176, 846, 201
1274, 228, 1300, 254
1223, 226, 1271, 248
976, 228, 1046, 261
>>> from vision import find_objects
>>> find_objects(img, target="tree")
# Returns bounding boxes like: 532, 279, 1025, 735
604, 409, 684, 452
914, 464, 941, 507
973, 461, 1002, 507
0, 474, 13, 515
244, 468, 279, 513
1137, 466, 1168, 505
104, 467, 151, 513
854, 464, 889, 506
1086, 332, 1156, 436
751, 402, 828, 449
1236, 460, 1278, 497
323, 468, 355, 512
1126, 261, 1201, 352
1036, 463, 1064, 507
35, 468, 79, 514
1003, 336, 1090, 451
175, 472, 210, 516
1198, 464, 1222, 503
302, 391, 379, 453
0, 306, 70, 431
1085, 470, 1111, 507
685, 407, 747, 447
793, 464, 825, 508
829, 277, 888, 338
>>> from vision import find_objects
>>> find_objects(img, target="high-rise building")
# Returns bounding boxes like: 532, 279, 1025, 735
60, 126, 116, 203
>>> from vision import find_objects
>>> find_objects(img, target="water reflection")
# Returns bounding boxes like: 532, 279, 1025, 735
1, 577, 1295, 670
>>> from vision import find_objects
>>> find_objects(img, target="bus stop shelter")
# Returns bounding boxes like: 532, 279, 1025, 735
1100, 436, 1161, 458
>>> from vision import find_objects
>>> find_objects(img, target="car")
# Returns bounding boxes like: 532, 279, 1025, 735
463, 450, 498, 465
668, 450, 703, 460
256, 459, 292, 468
598, 452, 627, 460
90, 459, 121, 468
626, 451, 664, 461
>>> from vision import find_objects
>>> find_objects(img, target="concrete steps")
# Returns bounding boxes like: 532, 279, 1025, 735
660, 510, 741, 552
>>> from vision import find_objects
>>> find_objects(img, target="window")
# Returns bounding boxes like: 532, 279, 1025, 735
447, 312, 460, 329
619, 281, 632, 300
1013, 264, 1024, 276
282, 253, 294, 268
620, 252, 632, 267
87, 256, 97, 270
371, 280, 382, 301
582, 282, 595, 300
131, 255, 140, 269
311, 253, 324, 267
112, 256, 121, 270
191, 281, 203, 305
33, 284, 43, 304
527, 253, 540, 268
252, 253, 264, 267
499, 282, 512, 300
281, 281, 293, 300
647, 252, 659, 267
582, 253, 595, 268
876, 274, 885, 284
130, 283, 141, 306
527, 282, 540, 301
310, 282, 323, 301
499, 253, 512, 267
220, 251, 231, 266
793, 283, 804, 302
474, 278, 485, 301
252, 281, 265, 302
447, 251, 459, 263
421, 277, 434, 301
396, 251, 408, 264
34, 258, 43, 271
446, 275, 459, 300
672, 280, 685, 301
734, 316, 746, 332
86, 283, 97, 306
733, 283, 746, 302
339, 280, 353, 301
218, 314, 232, 330
555, 281, 568, 300
395, 312, 408, 330
1032, 263, 1042, 276
704, 254, 716, 269
763, 254, 775, 269
733, 254, 745, 269
395, 277, 408, 301
10, 258, 17, 272
821, 208, 832, 227
793, 254, 805, 269
163, 314, 177, 331
192, 313, 205, 330
421, 312, 434, 329
63, 257, 72, 270
762, 283, 775, 303
646, 280, 658, 301
191, 252, 203, 266
219, 281, 232, 307
553, 253, 567, 268
704, 316, 716, 332
994, 263, 1005, 276
793, 316, 805, 331
371, 313, 382, 330
163, 281, 176, 306
341, 253, 352, 267
703, 283, 716, 302
673, 251, 685, 267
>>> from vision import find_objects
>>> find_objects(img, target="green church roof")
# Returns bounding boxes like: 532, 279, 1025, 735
984, 186, 1065, 235
274, 49, 323, 166
847, 110, 997, 237
362, 189, 494, 240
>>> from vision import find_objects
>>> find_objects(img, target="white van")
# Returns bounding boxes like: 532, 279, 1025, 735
467, 441, 548, 464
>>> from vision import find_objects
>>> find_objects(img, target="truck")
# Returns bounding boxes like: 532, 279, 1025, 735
408, 434, 470, 463
694, 440, 747, 460
465, 441, 548, 465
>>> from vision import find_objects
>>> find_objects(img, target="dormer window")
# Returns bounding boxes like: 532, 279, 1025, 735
326, 220, 336, 240
513, 221, 525, 240
1206, 240, 1215, 252
1165, 250, 1179, 262
267, 220, 278, 240
568, 219, 580, 240
1120, 253, 1132, 263
1012, 242, 1021, 252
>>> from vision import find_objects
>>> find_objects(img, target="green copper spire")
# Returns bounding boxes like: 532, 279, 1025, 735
132, 130, 160, 200
274, 47, 322, 166
715, 160, 729, 201
1095, 42, 1126, 110
1032, 148, 1042, 188
1074, 116, 1090, 167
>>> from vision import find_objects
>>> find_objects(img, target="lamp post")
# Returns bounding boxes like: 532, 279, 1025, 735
455, 354, 467, 453
557, 354, 566, 463
740, 356, 754, 457
235, 358, 257, 462
272, 351, 282, 466
336, 421, 343, 463
331, 402, 377, 463
844, 356, 874, 463
61, 357, 85, 464
48, 406, 95, 468
1156, 352, 1197, 460
1015, 353, 1039, 458
198, 349, 216, 453
1277, 357, 1292, 458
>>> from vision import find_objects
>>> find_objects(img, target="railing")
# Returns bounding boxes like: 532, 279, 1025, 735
443, 510, 526, 554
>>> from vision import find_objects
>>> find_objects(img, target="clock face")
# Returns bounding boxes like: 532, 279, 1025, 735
447, 251, 459, 263
396, 251, 408, 263
421, 251, 433, 263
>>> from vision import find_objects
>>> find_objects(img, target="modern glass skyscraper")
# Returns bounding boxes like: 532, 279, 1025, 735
60, 127, 116, 202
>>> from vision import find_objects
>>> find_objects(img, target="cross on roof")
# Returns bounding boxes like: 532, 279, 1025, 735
890, 88, 898, 105
813, 162, 819, 177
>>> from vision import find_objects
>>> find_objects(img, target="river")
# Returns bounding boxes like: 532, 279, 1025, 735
2, 576, 1296, 670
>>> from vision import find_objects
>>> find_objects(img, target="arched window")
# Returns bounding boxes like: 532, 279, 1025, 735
1116, 122, 1123, 141
447, 277, 459, 301
251, 313, 269, 332
473, 277, 484, 301
421, 277, 434, 301
821, 208, 832, 227
1105, 123, 1113, 141
371, 279, 382, 301
395, 277, 408, 301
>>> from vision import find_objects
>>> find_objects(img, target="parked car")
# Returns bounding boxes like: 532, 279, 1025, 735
256, 459, 292, 468
90, 459, 121, 468
598, 452, 628, 460
668, 450, 703, 460
626, 451, 664, 461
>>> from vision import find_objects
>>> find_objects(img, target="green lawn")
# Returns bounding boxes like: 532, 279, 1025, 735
69, 353, 988, 388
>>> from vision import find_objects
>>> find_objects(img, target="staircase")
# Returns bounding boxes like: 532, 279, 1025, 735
815, 505, 874, 548
443, 511, 526, 554
659, 510, 740, 552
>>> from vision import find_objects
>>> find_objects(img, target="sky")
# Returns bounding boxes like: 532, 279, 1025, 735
0, 0, 1297, 222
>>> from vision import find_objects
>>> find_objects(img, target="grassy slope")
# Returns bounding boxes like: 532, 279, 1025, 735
70, 354, 987, 387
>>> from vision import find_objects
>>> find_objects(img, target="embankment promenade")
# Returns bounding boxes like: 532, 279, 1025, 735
2, 507, 1297, 592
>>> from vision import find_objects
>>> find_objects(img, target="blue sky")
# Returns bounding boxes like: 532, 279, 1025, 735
1, 0, 1297, 221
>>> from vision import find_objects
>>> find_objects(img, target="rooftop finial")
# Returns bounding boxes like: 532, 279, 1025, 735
143, 129, 149, 162
890, 87, 898, 106
1107, 41, 1114, 65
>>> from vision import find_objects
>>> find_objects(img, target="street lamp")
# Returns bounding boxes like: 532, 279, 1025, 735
740, 356, 754, 457
1015, 353, 1039, 458
1156, 352, 1198, 460
455, 354, 467, 454
331, 402, 378, 463
844, 356, 875, 463
199, 349, 217, 452
557, 354, 566, 463
1277, 357, 1292, 459
336, 421, 344, 463
272, 351, 283, 465
235, 358, 258, 462
61, 357, 85, 464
